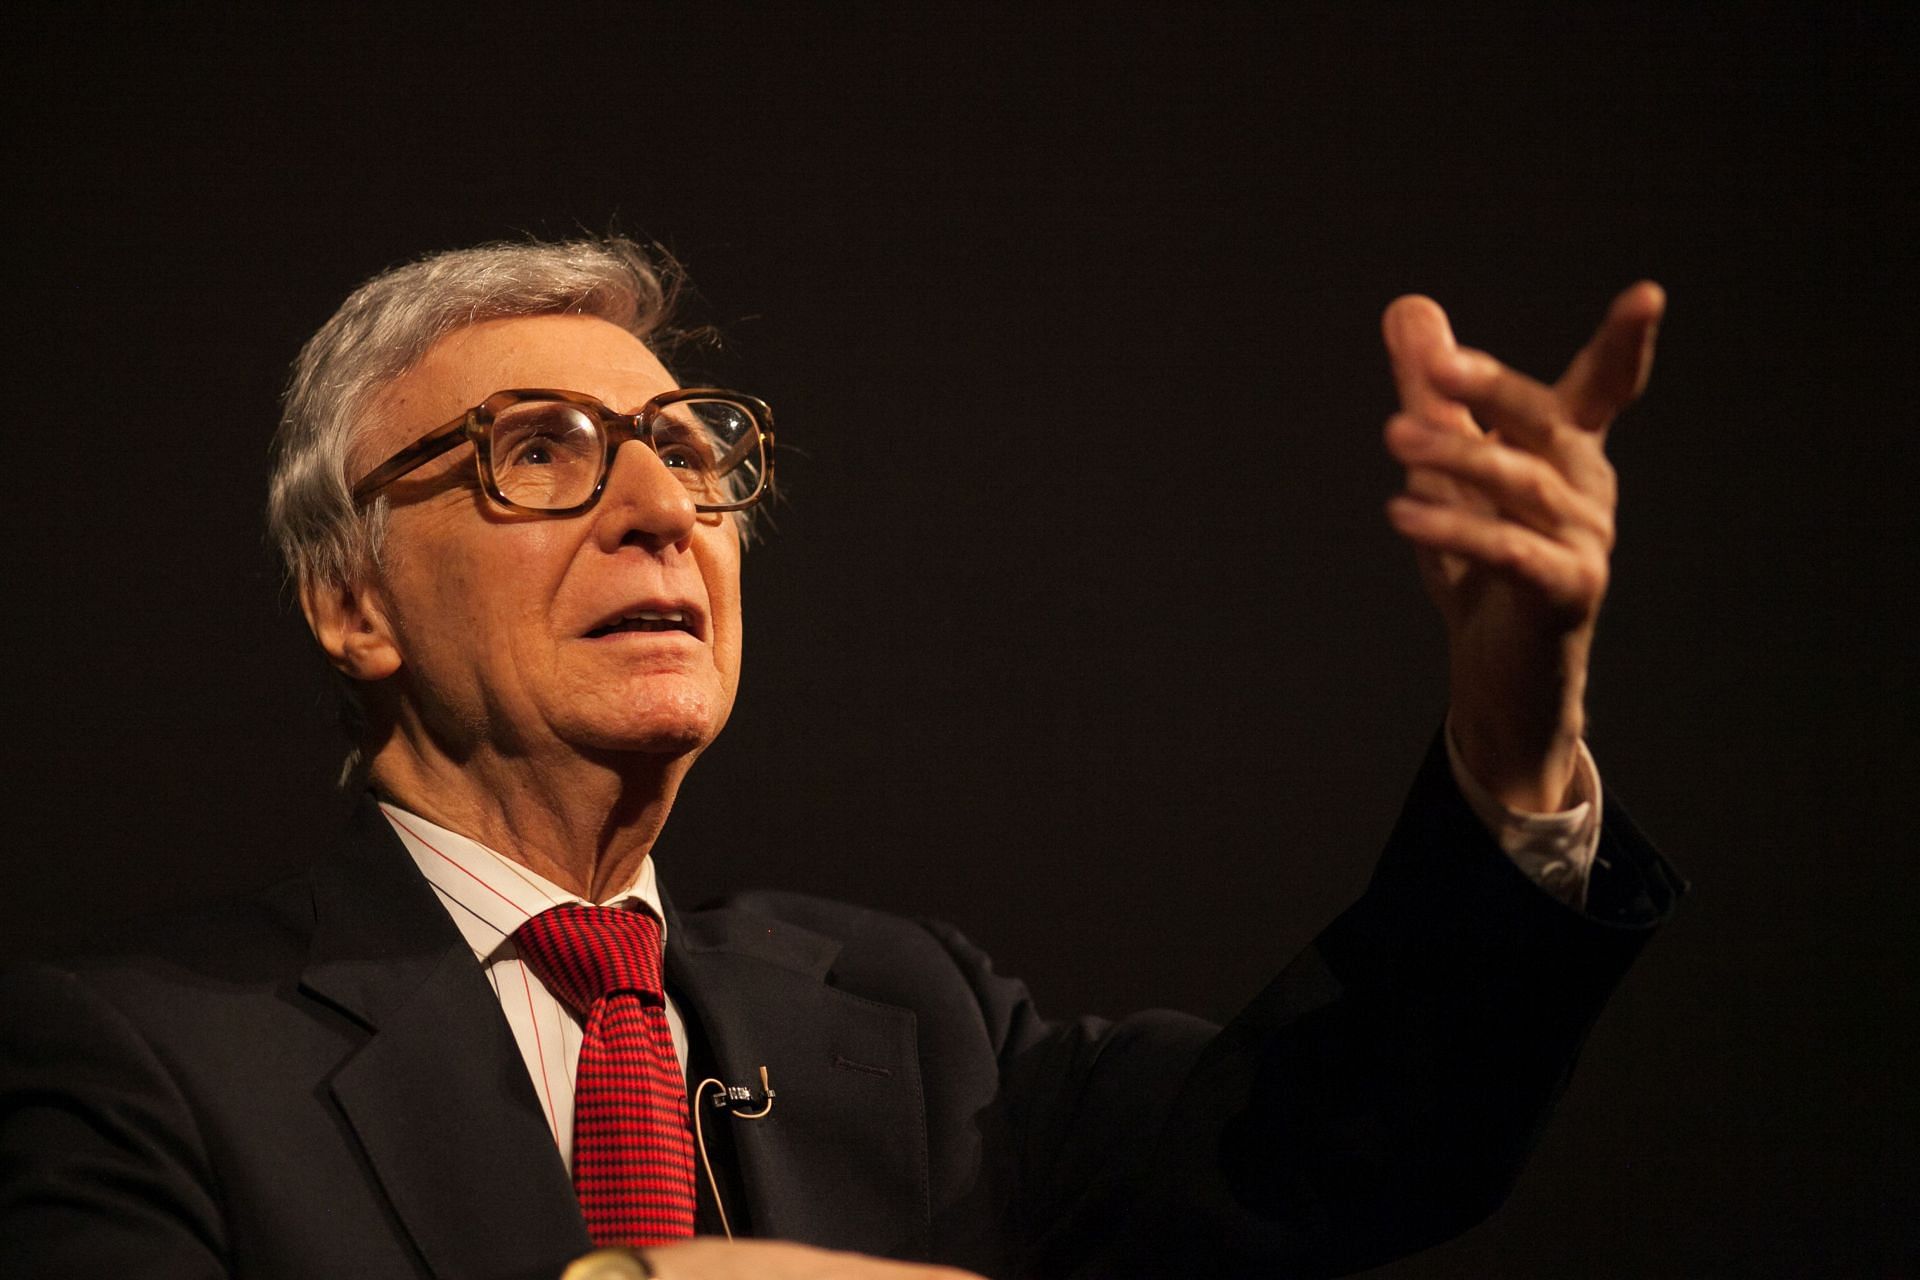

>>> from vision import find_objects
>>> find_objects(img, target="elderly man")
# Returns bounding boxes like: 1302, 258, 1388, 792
0, 239, 1681, 1279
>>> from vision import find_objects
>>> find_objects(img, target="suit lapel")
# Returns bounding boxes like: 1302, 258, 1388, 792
298, 800, 591, 1280
666, 899, 932, 1259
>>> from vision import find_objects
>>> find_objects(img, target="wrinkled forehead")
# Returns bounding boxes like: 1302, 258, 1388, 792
352, 313, 679, 475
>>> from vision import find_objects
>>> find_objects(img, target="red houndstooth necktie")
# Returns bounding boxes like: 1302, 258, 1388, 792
511, 904, 696, 1246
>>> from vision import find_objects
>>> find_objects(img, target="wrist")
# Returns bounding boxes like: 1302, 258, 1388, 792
1446, 625, 1590, 811
1446, 686, 1586, 813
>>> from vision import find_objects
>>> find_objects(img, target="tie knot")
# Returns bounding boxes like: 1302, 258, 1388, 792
511, 904, 665, 1016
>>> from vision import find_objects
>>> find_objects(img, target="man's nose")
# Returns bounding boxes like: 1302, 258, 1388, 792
594, 438, 698, 551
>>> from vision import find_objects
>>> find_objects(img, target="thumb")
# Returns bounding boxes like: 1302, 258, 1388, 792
1383, 294, 1476, 433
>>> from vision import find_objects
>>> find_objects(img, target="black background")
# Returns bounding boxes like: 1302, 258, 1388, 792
6, 3, 1916, 1275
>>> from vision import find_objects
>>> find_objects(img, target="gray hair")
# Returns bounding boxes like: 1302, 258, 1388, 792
266, 236, 680, 781
268, 236, 677, 596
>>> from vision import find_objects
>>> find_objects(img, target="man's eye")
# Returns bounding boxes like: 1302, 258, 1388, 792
495, 404, 599, 470
656, 443, 711, 471
512, 436, 561, 466
652, 423, 720, 472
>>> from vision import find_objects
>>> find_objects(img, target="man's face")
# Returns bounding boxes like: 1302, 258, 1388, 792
348, 314, 742, 767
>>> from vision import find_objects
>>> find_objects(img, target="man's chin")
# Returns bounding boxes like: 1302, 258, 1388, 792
558, 678, 734, 761
586, 704, 729, 760
609, 724, 717, 759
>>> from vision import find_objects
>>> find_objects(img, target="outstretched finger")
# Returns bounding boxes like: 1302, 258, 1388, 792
1555, 280, 1665, 431
1382, 294, 1477, 434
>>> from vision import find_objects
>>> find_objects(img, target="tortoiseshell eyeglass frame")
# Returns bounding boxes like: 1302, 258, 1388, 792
348, 386, 775, 516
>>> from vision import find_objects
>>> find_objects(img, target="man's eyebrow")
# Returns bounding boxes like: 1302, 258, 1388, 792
647, 411, 725, 440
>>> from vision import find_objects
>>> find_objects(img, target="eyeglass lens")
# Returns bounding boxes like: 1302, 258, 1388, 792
490, 398, 764, 510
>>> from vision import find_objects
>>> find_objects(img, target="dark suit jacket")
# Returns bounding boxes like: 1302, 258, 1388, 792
0, 736, 1681, 1279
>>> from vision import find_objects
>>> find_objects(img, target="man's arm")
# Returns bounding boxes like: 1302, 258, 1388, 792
0, 965, 229, 1277
1095, 730, 1681, 1278
978, 290, 1683, 1276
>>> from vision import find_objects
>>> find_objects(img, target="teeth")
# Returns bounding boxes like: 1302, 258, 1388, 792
590, 607, 693, 638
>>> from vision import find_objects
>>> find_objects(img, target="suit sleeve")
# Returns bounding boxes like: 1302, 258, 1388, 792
938, 730, 1683, 1279
0, 964, 229, 1279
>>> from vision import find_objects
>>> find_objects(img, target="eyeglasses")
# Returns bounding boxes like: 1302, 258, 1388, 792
350, 387, 775, 516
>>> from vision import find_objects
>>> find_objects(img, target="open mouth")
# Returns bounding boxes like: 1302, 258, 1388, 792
586, 608, 698, 639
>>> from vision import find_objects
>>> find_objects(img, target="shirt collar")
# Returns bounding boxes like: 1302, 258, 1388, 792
378, 801, 666, 965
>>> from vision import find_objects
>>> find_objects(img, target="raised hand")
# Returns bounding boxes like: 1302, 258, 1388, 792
1381, 283, 1664, 812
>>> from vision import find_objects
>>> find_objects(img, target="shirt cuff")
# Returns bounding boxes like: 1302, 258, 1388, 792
1444, 721, 1603, 910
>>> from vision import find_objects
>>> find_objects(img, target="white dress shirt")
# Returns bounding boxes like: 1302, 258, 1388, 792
379, 804, 690, 1172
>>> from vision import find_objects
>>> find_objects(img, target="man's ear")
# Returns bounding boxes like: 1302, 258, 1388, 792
300, 575, 403, 681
